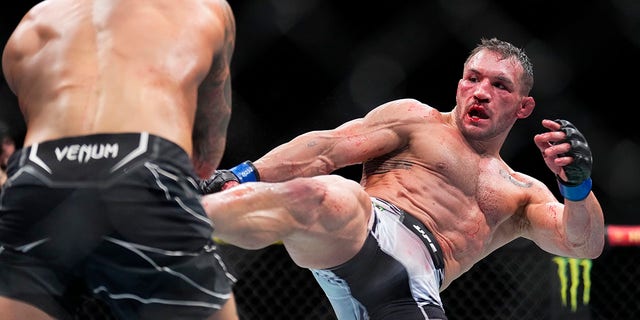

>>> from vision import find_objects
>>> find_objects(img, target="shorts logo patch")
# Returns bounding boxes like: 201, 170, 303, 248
412, 224, 438, 253
55, 143, 119, 163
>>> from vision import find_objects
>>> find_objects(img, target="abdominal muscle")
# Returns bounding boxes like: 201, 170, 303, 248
364, 169, 509, 290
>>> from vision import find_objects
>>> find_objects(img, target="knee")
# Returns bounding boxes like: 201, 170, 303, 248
286, 175, 369, 229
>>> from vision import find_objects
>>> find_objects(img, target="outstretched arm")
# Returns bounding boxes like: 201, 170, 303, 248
200, 99, 433, 192
526, 119, 604, 258
253, 99, 433, 182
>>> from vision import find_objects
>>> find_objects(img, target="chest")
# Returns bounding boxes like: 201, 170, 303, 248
412, 133, 528, 224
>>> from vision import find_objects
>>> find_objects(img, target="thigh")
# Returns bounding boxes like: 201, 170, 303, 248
89, 162, 234, 319
0, 296, 55, 320
103, 161, 213, 251
0, 249, 76, 319
0, 168, 108, 266
85, 237, 235, 319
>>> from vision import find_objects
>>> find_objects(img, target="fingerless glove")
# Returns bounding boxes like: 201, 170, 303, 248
200, 161, 260, 194
554, 119, 593, 201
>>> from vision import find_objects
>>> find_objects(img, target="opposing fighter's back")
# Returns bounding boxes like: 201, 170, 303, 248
2, 0, 233, 159
0, 1, 240, 318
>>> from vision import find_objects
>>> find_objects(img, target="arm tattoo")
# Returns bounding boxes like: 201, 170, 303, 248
500, 169, 532, 188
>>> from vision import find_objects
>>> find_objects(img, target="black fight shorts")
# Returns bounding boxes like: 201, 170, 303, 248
0, 133, 235, 319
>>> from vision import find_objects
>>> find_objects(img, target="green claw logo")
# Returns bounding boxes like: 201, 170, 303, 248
552, 257, 592, 312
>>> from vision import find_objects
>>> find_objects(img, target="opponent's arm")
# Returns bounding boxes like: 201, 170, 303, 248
192, 1, 236, 178
527, 119, 604, 258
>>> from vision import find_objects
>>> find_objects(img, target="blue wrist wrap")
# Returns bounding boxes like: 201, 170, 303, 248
557, 177, 592, 201
229, 161, 260, 183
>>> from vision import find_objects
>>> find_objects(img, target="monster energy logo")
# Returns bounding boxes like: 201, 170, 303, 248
552, 257, 592, 312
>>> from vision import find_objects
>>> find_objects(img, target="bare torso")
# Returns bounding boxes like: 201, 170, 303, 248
362, 109, 540, 289
2, 0, 229, 157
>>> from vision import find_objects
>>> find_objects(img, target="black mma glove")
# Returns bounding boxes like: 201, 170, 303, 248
199, 161, 260, 194
554, 119, 593, 201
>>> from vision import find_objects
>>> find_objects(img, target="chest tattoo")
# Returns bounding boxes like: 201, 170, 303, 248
364, 159, 413, 175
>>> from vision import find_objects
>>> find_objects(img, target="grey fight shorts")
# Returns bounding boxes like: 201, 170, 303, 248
311, 197, 447, 320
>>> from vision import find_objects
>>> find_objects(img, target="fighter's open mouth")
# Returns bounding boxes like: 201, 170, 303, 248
468, 106, 488, 120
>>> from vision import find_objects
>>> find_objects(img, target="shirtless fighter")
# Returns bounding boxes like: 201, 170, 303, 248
0, 0, 238, 319
200, 38, 605, 319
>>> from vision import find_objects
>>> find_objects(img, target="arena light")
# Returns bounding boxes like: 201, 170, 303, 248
606, 224, 640, 247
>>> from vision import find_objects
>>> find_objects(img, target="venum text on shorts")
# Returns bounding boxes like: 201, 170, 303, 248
55, 143, 119, 163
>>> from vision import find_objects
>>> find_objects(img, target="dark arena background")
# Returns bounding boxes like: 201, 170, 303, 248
2, 1, 639, 319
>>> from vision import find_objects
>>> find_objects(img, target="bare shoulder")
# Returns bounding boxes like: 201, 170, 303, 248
510, 169, 557, 203
22, 0, 51, 15
209, 0, 235, 23
2, 0, 50, 87
366, 98, 444, 124
19, 0, 69, 23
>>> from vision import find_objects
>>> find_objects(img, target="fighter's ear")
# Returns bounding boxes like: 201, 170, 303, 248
517, 96, 535, 119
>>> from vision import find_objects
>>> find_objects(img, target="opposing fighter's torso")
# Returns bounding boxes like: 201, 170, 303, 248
363, 112, 536, 289
2, 0, 226, 154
